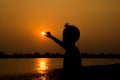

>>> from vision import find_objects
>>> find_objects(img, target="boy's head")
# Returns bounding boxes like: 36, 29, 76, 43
63, 23, 80, 44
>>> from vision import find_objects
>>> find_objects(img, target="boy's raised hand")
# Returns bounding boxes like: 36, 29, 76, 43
45, 32, 52, 38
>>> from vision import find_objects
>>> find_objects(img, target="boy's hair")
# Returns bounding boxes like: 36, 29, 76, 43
63, 23, 80, 43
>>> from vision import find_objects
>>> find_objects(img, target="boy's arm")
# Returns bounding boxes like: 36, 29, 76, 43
45, 32, 65, 49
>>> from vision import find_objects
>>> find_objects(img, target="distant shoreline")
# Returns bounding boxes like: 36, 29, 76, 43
1, 51, 120, 58
0, 57, 120, 59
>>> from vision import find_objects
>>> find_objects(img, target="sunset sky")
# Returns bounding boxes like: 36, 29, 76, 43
0, 0, 120, 54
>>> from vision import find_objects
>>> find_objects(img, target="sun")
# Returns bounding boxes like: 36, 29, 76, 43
41, 31, 46, 36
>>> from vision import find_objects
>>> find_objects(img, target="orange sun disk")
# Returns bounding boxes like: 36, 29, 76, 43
41, 32, 46, 36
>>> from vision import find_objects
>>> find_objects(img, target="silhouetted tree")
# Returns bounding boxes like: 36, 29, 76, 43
0, 51, 5, 57
44, 52, 50, 57
34, 52, 41, 57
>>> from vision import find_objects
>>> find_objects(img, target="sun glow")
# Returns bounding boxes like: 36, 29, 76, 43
41, 31, 46, 36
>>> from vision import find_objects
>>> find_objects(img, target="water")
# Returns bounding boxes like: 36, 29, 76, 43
0, 58, 63, 75
0, 58, 120, 80
82, 58, 120, 66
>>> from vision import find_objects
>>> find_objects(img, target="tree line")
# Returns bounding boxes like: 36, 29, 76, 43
0, 51, 120, 58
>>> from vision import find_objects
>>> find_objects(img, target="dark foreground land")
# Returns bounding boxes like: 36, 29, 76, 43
49, 64, 120, 80
0, 64, 120, 80
81, 64, 120, 80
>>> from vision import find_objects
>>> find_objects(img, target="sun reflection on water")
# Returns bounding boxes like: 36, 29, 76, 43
34, 58, 50, 80
39, 61, 48, 71
35, 58, 49, 74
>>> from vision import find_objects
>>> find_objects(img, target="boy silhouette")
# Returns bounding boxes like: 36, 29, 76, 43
45, 23, 81, 80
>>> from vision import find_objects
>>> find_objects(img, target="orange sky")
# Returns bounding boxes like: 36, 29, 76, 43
0, 0, 120, 54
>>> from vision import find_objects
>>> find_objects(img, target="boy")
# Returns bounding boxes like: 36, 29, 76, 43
45, 23, 81, 80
